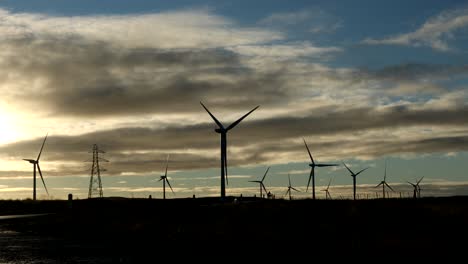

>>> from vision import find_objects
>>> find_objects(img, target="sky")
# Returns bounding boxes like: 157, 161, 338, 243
0, 0, 467, 200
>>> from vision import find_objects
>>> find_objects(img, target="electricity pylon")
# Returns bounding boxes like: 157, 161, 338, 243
88, 144, 108, 198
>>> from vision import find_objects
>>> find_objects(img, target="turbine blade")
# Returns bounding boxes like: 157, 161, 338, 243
261, 183, 268, 195
159, 177, 163, 182
249, 180, 261, 183
375, 183, 383, 188
385, 182, 395, 192
261, 167, 270, 182
355, 167, 369, 176
417, 176, 425, 185
291, 187, 300, 192
288, 174, 291, 187
285, 188, 290, 196
306, 169, 312, 192
164, 154, 169, 177
384, 160, 387, 182
166, 179, 175, 194
226, 105, 259, 131
327, 177, 333, 189
303, 138, 315, 164
406, 181, 416, 187
23, 159, 35, 163
200, 102, 225, 129
342, 162, 354, 175
37, 163, 49, 196
36, 133, 48, 161
316, 164, 338, 167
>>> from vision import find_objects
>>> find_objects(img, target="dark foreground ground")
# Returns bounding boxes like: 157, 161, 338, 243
1, 196, 468, 262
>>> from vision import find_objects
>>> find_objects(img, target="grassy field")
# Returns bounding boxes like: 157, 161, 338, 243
1, 196, 467, 261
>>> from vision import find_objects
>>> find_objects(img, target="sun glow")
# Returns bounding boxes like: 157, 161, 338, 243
0, 111, 19, 145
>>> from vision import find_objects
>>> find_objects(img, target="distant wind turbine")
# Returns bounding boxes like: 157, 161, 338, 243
249, 167, 270, 198
200, 102, 259, 198
407, 176, 424, 199
23, 134, 49, 201
343, 163, 369, 200
303, 139, 338, 200
375, 160, 394, 199
159, 155, 174, 199
285, 174, 300, 200
321, 177, 334, 200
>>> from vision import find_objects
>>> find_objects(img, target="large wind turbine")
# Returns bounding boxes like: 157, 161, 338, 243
159, 155, 174, 199
23, 134, 49, 201
343, 163, 369, 200
375, 160, 394, 199
249, 167, 270, 198
303, 139, 338, 200
285, 174, 300, 200
200, 102, 259, 198
321, 177, 333, 200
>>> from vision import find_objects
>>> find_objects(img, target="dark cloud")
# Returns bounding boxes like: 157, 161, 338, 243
0, 36, 289, 117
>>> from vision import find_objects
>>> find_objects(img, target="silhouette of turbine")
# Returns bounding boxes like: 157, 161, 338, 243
200, 102, 259, 198
159, 155, 174, 199
249, 167, 270, 198
303, 139, 338, 200
23, 134, 49, 200
285, 174, 300, 200
375, 160, 394, 199
407, 176, 424, 199
321, 177, 334, 200
343, 163, 369, 200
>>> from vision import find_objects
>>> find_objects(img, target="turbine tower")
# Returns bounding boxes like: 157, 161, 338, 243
159, 155, 174, 199
249, 167, 270, 198
321, 177, 333, 200
375, 160, 394, 198
343, 163, 369, 200
285, 174, 300, 200
88, 144, 108, 198
200, 102, 259, 198
23, 134, 49, 201
303, 139, 338, 200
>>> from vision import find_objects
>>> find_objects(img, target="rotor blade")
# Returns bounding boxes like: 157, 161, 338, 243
355, 167, 369, 176
326, 177, 333, 189
261, 183, 268, 195
249, 180, 261, 183
316, 164, 338, 167
261, 167, 270, 183
23, 159, 35, 163
166, 179, 175, 194
306, 169, 312, 192
302, 138, 315, 164
417, 176, 425, 185
200, 102, 225, 129
158, 177, 163, 182
164, 154, 169, 177
288, 174, 291, 187
375, 182, 383, 188
226, 105, 259, 131
291, 187, 300, 192
36, 133, 48, 161
342, 162, 354, 175
406, 181, 416, 187
385, 182, 395, 192
36, 163, 49, 196
285, 188, 290, 196
384, 160, 387, 182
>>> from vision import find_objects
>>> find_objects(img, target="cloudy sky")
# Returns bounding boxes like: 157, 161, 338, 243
0, 0, 467, 199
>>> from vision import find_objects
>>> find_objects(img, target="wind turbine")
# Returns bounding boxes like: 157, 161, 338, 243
285, 174, 300, 200
321, 177, 333, 200
200, 102, 259, 198
342, 163, 369, 200
407, 176, 424, 199
249, 167, 270, 198
23, 134, 49, 201
303, 139, 338, 200
159, 155, 174, 199
375, 160, 394, 199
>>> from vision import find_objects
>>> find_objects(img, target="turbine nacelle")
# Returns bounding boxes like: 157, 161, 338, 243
23, 159, 37, 164
215, 128, 225, 133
